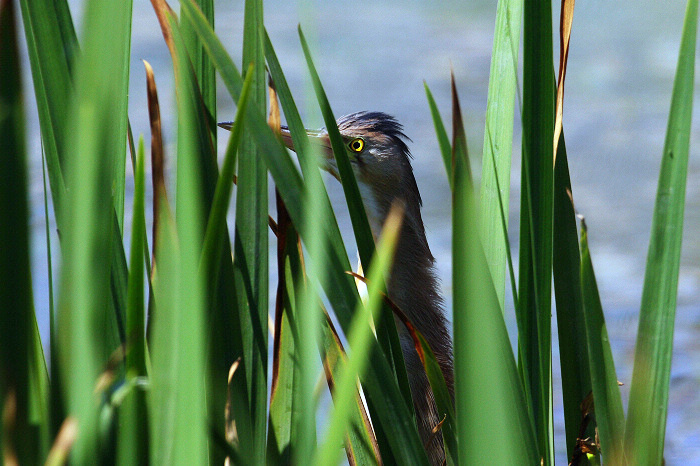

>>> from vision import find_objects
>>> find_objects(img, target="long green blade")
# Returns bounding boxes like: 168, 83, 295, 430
552, 135, 595, 459
264, 34, 378, 464
451, 78, 537, 465
479, 0, 523, 312
520, 0, 555, 461
117, 137, 149, 466
232, 0, 269, 458
19, 0, 74, 219
580, 222, 625, 464
625, 0, 698, 462
56, 0, 133, 460
0, 2, 47, 461
424, 83, 453, 188
149, 12, 209, 464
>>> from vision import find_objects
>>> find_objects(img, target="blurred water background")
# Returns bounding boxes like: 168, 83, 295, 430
21, 0, 700, 463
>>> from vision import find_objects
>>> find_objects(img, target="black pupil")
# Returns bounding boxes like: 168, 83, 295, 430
353, 140, 361, 150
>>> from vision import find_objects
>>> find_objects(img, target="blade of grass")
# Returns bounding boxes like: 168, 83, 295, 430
579, 220, 625, 464
267, 192, 302, 464
552, 0, 575, 162
149, 200, 182, 466
550, 0, 595, 457
179, 8, 427, 460
0, 2, 47, 461
424, 83, 453, 189
266, 79, 308, 463
292, 139, 326, 465
479, 0, 523, 312
57, 0, 134, 460
520, 0, 556, 461
173, 11, 209, 462
266, 30, 378, 465
232, 0, 269, 459
117, 137, 149, 466
552, 136, 595, 460
180, 0, 216, 151
625, 0, 698, 462
110, 0, 133, 233
199, 65, 253, 283
148, 11, 209, 465
451, 74, 537, 464
19, 0, 73, 219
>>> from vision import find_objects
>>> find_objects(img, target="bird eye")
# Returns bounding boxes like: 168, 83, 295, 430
349, 138, 364, 152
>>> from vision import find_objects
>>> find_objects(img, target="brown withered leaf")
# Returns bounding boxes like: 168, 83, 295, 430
553, 0, 576, 164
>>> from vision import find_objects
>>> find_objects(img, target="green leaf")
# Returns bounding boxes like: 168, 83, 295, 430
19, 0, 74, 219
56, 0, 134, 460
579, 221, 625, 464
450, 77, 538, 465
479, 0, 523, 312
232, 0, 269, 459
180, 0, 216, 152
424, 83, 452, 189
625, 0, 698, 462
552, 135, 595, 459
0, 1, 48, 460
519, 0, 555, 461
117, 137, 149, 466
149, 12, 209, 464
318, 314, 381, 465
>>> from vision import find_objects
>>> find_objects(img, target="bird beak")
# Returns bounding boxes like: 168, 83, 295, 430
278, 125, 332, 155
217, 121, 332, 154
218, 121, 339, 178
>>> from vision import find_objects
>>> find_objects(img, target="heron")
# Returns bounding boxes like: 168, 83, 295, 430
225, 111, 454, 464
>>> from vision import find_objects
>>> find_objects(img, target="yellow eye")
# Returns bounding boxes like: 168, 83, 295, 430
349, 138, 364, 152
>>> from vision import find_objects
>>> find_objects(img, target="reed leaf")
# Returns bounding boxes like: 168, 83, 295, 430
450, 74, 538, 464
0, 2, 48, 461
424, 83, 452, 188
149, 11, 209, 464
579, 221, 625, 464
117, 137, 149, 466
552, 136, 594, 460
18, 0, 74, 219
180, 7, 427, 459
479, 0, 523, 312
234, 0, 269, 459
625, 0, 698, 462
56, 0, 134, 459
264, 34, 379, 464
520, 0, 555, 461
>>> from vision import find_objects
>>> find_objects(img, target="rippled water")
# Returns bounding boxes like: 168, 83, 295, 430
24, 0, 699, 463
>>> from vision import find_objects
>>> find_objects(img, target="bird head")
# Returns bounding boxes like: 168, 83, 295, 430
280, 112, 423, 233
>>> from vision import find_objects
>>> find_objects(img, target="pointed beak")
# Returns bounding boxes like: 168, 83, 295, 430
278, 125, 333, 157
218, 121, 332, 154
218, 121, 338, 177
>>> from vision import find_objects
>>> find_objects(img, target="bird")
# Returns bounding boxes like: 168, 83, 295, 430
277, 111, 454, 465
